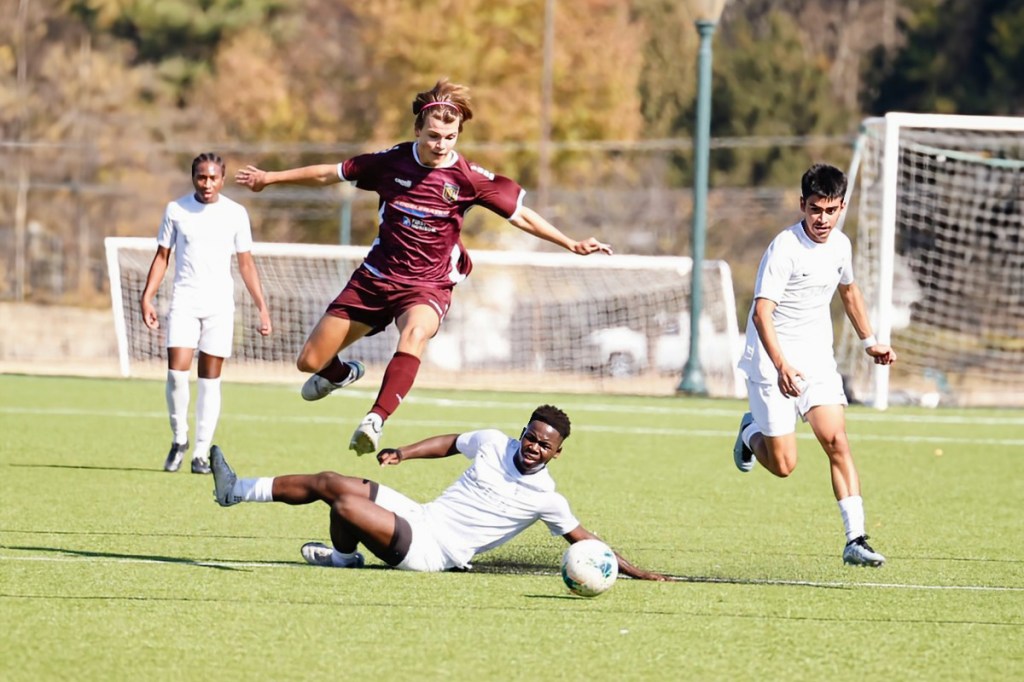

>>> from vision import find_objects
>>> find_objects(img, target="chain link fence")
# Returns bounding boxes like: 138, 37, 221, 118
0, 136, 855, 309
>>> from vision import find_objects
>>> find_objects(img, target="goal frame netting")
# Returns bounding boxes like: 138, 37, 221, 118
104, 237, 745, 397
839, 112, 1024, 409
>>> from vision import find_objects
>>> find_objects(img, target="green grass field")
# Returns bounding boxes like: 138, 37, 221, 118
1, 374, 1021, 680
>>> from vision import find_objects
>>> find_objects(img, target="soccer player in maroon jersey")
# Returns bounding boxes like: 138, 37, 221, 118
235, 79, 612, 455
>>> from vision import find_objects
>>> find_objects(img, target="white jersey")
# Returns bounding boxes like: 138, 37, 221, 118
738, 221, 854, 384
156, 192, 253, 317
423, 429, 580, 569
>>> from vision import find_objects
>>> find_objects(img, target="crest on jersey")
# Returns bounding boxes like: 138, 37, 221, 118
442, 182, 460, 203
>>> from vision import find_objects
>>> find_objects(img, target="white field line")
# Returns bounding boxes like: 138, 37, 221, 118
5, 389, 1024, 426
3, 405, 1024, 447
1, 553, 1021, 593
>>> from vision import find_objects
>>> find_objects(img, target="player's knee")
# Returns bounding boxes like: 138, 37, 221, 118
825, 444, 853, 465
766, 449, 798, 477
774, 459, 797, 477
312, 471, 347, 498
317, 472, 371, 503
816, 429, 850, 459
403, 324, 433, 348
296, 349, 320, 373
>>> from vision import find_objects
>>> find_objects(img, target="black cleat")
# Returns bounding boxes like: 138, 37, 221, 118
190, 455, 212, 475
163, 441, 188, 472
843, 535, 886, 567
733, 413, 756, 472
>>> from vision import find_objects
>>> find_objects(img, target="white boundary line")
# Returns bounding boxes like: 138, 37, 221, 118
3, 405, 1024, 446
4, 384, 1024, 425
1, 554, 1021, 592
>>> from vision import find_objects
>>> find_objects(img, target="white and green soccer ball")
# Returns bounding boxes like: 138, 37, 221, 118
561, 539, 618, 597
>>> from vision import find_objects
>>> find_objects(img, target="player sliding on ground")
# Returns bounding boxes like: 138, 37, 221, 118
234, 79, 611, 456
733, 163, 897, 567
210, 404, 666, 580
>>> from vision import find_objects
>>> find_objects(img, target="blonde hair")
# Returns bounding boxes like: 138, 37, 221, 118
412, 79, 473, 132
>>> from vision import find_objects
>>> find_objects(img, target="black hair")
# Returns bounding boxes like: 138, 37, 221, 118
531, 404, 571, 440
801, 163, 847, 200
191, 152, 225, 177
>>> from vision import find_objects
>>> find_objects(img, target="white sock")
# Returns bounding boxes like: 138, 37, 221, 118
837, 495, 866, 542
741, 422, 761, 449
331, 549, 361, 567
165, 369, 190, 444
193, 377, 222, 461
234, 477, 274, 503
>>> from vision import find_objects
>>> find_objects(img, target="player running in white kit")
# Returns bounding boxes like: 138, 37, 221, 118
734, 163, 897, 567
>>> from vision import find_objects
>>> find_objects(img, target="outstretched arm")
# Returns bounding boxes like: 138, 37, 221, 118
838, 282, 897, 366
508, 206, 613, 255
140, 246, 171, 330
563, 525, 669, 582
376, 434, 461, 467
235, 164, 341, 192
237, 251, 272, 337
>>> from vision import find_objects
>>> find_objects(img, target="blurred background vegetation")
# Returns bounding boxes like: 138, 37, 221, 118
2, 0, 1022, 306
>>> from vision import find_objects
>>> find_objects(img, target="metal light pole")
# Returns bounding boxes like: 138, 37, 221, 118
538, 0, 555, 214
678, 1, 727, 395
338, 181, 355, 245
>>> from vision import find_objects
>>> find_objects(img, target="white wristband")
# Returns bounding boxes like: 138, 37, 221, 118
861, 335, 878, 349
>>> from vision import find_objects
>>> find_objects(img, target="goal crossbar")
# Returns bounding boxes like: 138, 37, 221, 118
105, 237, 744, 398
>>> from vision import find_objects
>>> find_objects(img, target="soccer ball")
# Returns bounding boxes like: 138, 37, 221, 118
561, 539, 618, 597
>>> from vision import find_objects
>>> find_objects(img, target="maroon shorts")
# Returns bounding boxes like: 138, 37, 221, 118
325, 266, 454, 336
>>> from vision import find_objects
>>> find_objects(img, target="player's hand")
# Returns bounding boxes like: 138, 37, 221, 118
634, 570, 671, 582
141, 300, 160, 330
257, 310, 273, 336
377, 448, 403, 467
866, 343, 897, 365
571, 237, 613, 256
235, 165, 268, 192
777, 364, 806, 397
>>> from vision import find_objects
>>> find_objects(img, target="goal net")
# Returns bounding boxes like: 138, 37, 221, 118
839, 113, 1024, 408
104, 238, 744, 397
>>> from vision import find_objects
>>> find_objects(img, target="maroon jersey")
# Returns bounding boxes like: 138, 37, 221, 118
340, 142, 524, 288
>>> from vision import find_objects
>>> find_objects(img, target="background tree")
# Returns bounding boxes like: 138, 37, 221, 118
64, 0, 287, 100
5, 0, 1024, 304
864, 0, 1024, 116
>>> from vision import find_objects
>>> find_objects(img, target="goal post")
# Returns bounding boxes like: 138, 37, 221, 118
104, 237, 745, 397
839, 112, 1024, 408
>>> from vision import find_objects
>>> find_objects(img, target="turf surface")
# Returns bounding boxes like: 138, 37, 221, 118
1, 374, 1021, 680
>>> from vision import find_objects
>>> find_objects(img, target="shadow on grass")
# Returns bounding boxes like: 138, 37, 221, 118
8, 463, 161, 473
468, 559, 851, 591
0, 528, 300, 540
4, 544, 248, 571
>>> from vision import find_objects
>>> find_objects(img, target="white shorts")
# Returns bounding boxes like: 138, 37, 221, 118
165, 309, 234, 358
747, 371, 847, 437
374, 485, 453, 572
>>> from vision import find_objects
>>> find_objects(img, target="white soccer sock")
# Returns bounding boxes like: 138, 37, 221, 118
837, 495, 866, 542
193, 377, 222, 461
234, 476, 274, 503
331, 549, 361, 567
165, 369, 190, 444
741, 421, 761, 449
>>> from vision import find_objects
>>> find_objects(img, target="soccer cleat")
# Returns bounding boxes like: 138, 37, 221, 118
300, 542, 365, 568
191, 455, 212, 475
733, 412, 756, 472
210, 445, 239, 507
843, 535, 886, 567
163, 441, 188, 473
349, 412, 383, 456
300, 361, 366, 401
